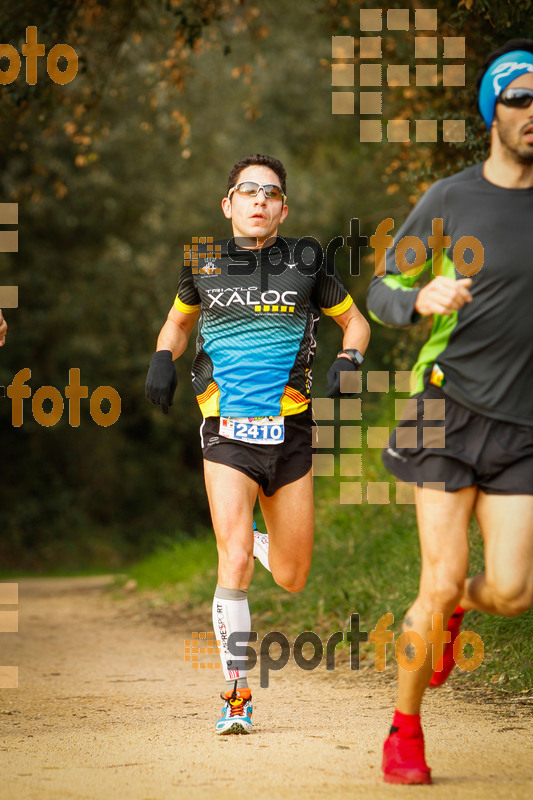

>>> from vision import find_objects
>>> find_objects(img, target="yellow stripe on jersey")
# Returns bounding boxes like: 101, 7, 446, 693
197, 381, 220, 417
279, 386, 310, 416
174, 293, 200, 314
321, 294, 354, 317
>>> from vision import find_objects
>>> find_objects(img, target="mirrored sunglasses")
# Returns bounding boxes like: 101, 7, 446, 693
228, 181, 286, 203
497, 87, 533, 109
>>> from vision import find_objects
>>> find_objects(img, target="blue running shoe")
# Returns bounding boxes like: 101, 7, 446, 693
215, 682, 253, 735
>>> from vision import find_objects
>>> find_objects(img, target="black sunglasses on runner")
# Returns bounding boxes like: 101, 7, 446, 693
228, 181, 286, 203
497, 87, 533, 109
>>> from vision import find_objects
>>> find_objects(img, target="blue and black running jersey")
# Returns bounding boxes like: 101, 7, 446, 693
175, 236, 353, 417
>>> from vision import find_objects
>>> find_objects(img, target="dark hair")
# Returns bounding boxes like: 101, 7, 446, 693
475, 38, 533, 98
226, 154, 287, 197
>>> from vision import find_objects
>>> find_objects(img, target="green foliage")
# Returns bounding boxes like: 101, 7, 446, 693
1, 0, 532, 572
125, 530, 216, 596
0, 0, 245, 567
125, 474, 533, 693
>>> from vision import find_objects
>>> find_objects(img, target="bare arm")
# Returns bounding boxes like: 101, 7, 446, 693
0, 309, 7, 346
156, 304, 200, 359
146, 304, 200, 413
325, 302, 369, 397
331, 302, 370, 357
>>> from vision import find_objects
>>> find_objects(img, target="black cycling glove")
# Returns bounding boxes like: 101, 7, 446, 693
145, 350, 177, 414
326, 357, 359, 398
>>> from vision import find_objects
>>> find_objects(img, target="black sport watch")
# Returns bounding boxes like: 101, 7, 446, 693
337, 348, 364, 368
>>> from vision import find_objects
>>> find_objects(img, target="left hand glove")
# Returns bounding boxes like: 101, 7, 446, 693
326, 357, 359, 398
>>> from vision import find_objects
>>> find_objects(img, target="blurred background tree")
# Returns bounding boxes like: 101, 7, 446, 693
0, 0, 531, 569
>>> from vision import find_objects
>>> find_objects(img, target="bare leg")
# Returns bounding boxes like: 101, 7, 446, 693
203, 460, 259, 590
459, 493, 533, 617
396, 485, 477, 714
258, 468, 314, 593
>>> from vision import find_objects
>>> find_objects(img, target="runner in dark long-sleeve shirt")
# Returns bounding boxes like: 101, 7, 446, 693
367, 39, 533, 786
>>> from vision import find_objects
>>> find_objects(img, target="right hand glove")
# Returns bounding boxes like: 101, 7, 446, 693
326, 357, 359, 398
145, 350, 177, 414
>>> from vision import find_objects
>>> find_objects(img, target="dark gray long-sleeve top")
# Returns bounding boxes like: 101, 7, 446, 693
367, 163, 533, 426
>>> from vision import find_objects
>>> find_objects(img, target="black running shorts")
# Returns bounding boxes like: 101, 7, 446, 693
382, 385, 533, 494
200, 408, 313, 496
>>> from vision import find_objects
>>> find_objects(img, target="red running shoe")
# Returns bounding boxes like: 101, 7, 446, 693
429, 607, 465, 688
382, 727, 432, 785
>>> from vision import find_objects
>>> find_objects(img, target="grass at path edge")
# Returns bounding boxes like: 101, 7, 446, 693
124, 475, 533, 696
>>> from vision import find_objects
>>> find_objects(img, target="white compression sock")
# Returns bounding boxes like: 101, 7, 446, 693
212, 585, 250, 690
253, 525, 271, 573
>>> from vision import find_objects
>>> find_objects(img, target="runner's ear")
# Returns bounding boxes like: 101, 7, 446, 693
221, 196, 232, 219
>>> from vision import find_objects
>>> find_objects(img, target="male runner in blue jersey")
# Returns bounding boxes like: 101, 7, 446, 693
146, 154, 370, 733
367, 40, 533, 784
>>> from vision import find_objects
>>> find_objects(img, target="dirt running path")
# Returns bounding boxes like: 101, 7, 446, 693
0, 577, 531, 800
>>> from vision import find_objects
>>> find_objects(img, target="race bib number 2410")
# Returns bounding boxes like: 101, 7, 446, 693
219, 416, 285, 444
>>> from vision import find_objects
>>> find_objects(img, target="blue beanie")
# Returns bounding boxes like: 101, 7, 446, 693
478, 50, 533, 128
